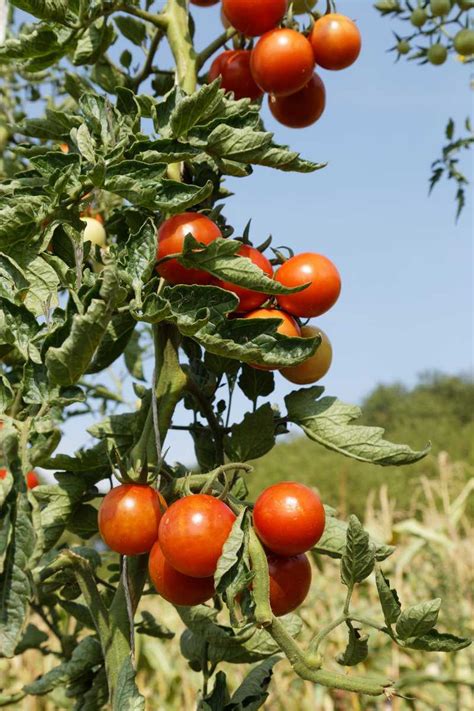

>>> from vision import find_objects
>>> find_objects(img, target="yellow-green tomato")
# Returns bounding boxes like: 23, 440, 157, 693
430, 0, 452, 16
457, 0, 473, 9
410, 8, 427, 26
280, 325, 333, 385
82, 217, 106, 247
427, 43, 448, 64
0, 126, 8, 150
292, 0, 318, 14
454, 29, 474, 56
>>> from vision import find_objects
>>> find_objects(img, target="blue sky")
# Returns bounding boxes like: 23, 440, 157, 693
20, 2, 472, 466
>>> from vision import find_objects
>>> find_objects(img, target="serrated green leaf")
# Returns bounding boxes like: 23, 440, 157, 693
314, 508, 394, 562
285, 387, 430, 466
225, 405, 275, 462
33, 474, 92, 551
114, 657, 145, 711
10, 0, 71, 22
376, 569, 401, 625
396, 599, 441, 640
23, 637, 103, 694
215, 509, 247, 592
238, 365, 274, 403
170, 81, 223, 137
337, 626, 369, 667
73, 18, 116, 66
74, 123, 97, 163
87, 313, 136, 375
341, 516, 375, 586
114, 15, 147, 46
401, 630, 471, 652
228, 656, 280, 710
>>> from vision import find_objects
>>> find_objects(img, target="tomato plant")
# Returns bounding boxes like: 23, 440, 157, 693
250, 29, 315, 96
158, 495, 236, 577
269, 73, 326, 128
209, 50, 263, 101
253, 482, 326, 555
275, 252, 342, 318
98, 485, 167, 556
0, 1, 470, 708
309, 14, 362, 71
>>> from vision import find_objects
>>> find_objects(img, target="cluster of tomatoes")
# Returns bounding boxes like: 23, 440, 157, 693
201, 0, 361, 128
99, 480, 325, 615
157, 211, 341, 384
0, 467, 39, 489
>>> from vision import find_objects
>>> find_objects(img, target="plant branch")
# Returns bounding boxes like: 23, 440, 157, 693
131, 28, 164, 90
196, 27, 238, 70
117, 4, 168, 30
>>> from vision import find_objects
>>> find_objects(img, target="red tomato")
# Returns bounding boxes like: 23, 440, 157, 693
26, 471, 40, 489
209, 50, 263, 101
159, 495, 236, 578
98, 484, 167, 556
149, 541, 215, 606
267, 552, 312, 616
275, 253, 341, 318
216, 245, 273, 312
190, 0, 219, 6
222, 0, 288, 37
309, 13, 362, 71
242, 307, 300, 337
157, 213, 222, 285
1, 468, 40, 489
251, 29, 315, 97
253, 481, 325, 555
269, 73, 326, 128
280, 326, 333, 384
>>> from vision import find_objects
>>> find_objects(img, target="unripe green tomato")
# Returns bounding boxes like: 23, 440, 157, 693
410, 8, 427, 26
454, 28, 474, 56
430, 0, 452, 16
427, 43, 448, 63
82, 217, 107, 247
457, 0, 474, 9
397, 40, 411, 54
292, 0, 318, 14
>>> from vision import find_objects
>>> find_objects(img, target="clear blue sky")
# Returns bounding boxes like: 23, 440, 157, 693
21, 2, 472, 466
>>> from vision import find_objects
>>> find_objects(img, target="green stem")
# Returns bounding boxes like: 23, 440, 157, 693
200, 462, 253, 494
165, 0, 197, 94
118, 4, 168, 30
248, 529, 273, 627
131, 28, 164, 89
196, 27, 237, 70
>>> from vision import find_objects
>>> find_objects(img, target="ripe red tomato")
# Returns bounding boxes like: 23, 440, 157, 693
275, 253, 341, 318
98, 484, 167, 556
309, 13, 362, 71
251, 29, 315, 96
242, 307, 300, 337
149, 541, 215, 606
157, 213, 222, 285
280, 325, 332, 384
159, 494, 236, 578
209, 50, 263, 101
253, 481, 325, 555
269, 73, 326, 128
267, 552, 312, 616
0, 468, 40, 489
190, 0, 219, 6
26, 471, 40, 489
222, 0, 288, 37
216, 245, 273, 312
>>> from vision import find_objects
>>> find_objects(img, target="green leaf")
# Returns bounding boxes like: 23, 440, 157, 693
14, 624, 49, 655
214, 509, 247, 592
10, 0, 71, 22
33, 474, 92, 551
67, 504, 99, 539
170, 81, 224, 138
23, 256, 60, 317
114, 15, 147, 46
129, 138, 201, 164
285, 387, 430, 466
238, 365, 274, 403
18, 109, 82, 140
135, 611, 175, 640
341, 516, 375, 587
0, 253, 29, 304
314, 508, 395, 562
74, 123, 97, 163
402, 630, 471, 652
228, 656, 280, 710
336, 626, 369, 667
396, 599, 441, 640
375, 569, 401, 625
0, 28, 60, 63
0, 494, 36, 657
73, 19, 116, 66
114, 657, 145, 711
180, 236, 307, 295
87, 313, 136, 375
24, 636, 103, 694
225, 405, 275, 462
124, 328, 146, 381
0, 300, 42, 363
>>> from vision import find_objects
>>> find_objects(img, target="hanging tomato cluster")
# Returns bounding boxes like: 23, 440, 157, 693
99, 481, 325, 616
204, 0, 361, 129
156, 212, 340, 385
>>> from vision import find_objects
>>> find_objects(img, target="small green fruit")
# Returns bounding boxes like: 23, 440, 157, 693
292, 0, 318, 14
427, 43, 448, 64
454, 28, 474, 56
0, 126, 8, 150
410, 8, 427, 26
457, 0, 474, 10
430, 0, 452, 16
397, 40, 411, 54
